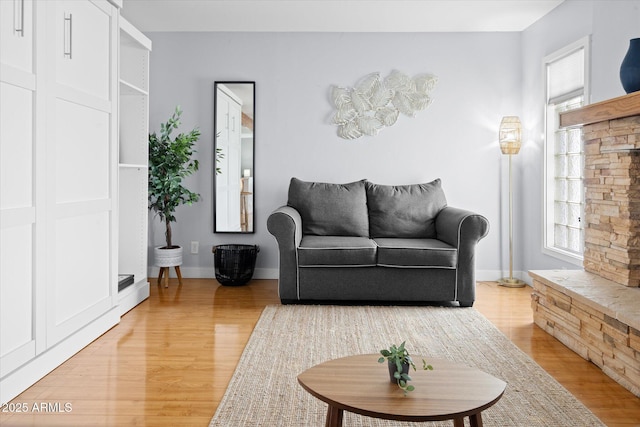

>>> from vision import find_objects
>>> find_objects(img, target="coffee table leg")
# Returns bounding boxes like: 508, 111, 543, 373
325, 405, 343, 427
453, 414, 483, 427
469, 413, 483, 427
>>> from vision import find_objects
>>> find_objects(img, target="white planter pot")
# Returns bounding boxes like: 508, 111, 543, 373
154, 246, 183, 267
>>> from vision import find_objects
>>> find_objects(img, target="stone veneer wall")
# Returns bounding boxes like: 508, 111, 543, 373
583, 116, 640, 287
530, 270, 640, 397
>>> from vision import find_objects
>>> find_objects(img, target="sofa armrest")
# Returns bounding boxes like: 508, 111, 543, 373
267, 206, 303, 301
435, 207, 490, 306
435, 207, 489, 248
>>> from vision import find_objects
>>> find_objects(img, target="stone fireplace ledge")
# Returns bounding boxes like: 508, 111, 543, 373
529, 270, 640, 330
529, 269, 640, 397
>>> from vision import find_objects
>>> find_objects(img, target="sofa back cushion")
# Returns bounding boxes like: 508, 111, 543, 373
287, 178, 369, 237
366, 179, 447, 238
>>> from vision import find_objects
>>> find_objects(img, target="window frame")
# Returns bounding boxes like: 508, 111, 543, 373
542, 36, 591, 266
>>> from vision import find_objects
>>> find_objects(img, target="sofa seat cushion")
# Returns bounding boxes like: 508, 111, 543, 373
298, 236, 377, 267
287, 178, 369, 237
366, 179, 447, 238
374, 238, 457, 268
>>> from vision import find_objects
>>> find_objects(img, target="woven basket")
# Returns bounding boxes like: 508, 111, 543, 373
212, 244, 259, 286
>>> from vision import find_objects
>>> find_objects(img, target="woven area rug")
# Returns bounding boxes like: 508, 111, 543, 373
210, 305, 604, 426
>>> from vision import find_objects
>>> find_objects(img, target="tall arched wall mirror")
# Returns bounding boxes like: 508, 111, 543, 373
214, 82, 255, 233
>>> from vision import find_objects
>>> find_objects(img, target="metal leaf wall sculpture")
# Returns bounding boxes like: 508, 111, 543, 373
332, 71, 438, 140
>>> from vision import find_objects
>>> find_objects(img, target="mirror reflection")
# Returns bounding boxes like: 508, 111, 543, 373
214, 82, 255, 233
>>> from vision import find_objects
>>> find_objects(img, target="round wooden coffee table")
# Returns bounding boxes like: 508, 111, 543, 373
298, 354, 506, 427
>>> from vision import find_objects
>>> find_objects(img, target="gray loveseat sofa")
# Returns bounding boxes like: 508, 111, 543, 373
267, 178, 489, 306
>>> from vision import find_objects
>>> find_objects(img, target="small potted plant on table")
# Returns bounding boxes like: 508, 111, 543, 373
378, 341, 433, 395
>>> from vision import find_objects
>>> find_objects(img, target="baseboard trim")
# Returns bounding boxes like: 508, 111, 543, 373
477, 270, 532, 285
0, 307, 120, 404
146, 267, 529, 285
118, 279, 150, 316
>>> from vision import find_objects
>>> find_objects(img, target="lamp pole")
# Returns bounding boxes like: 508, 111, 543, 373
498, 117, 525, 288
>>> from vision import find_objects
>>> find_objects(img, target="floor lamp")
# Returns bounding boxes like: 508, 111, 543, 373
498, 116, 525, 288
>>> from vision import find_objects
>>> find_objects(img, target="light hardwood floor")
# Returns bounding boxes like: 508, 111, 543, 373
1, 280, 639, 426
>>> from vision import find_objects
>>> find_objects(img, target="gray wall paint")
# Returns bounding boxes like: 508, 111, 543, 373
519, 0, 640, 276
147, 31, 521, 279
146, 1, 640, 280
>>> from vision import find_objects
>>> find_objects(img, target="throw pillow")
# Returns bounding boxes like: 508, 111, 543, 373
287, 178, 369, 237
366, 179, 447, 238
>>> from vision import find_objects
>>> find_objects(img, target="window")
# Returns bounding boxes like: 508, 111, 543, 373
543, 37, 590, 265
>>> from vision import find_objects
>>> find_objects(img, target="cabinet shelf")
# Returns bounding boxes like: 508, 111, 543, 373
120, 17, 152, 51
117, 16, 150, 313
119, 17, 150, 94
119, 163, 148, 169
120, 79, 148, 96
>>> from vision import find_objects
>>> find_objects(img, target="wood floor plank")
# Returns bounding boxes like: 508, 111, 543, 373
0, 279, 638, 426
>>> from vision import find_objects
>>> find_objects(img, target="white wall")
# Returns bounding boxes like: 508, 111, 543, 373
147, 31, 521, 279
519, 0, 640, 275
590, 1, 640, 103
146, 1, 640, 281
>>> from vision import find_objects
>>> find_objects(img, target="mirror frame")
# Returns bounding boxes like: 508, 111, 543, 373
213, 81, 256, 233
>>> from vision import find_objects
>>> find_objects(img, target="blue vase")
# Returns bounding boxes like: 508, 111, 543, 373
620, 38, 640, 94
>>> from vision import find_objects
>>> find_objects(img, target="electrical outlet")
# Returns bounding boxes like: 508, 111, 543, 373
190, 241, 199, 254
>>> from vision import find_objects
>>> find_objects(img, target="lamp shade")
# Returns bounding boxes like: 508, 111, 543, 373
499, 116, 522, 155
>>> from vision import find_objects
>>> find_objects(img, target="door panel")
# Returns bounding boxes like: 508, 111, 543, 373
55, 0, 110, 101
0, 0, 34, 74
0, 82, 33, 209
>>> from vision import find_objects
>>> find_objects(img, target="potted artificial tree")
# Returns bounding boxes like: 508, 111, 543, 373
148, 106, 200, 287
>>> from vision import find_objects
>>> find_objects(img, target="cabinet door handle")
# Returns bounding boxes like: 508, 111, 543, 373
14, 0, 25, 37
64, 13, 73, 59
232, 116, 236, 132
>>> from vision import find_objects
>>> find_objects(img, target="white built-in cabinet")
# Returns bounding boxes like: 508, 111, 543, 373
0, 0, 149, 404
0, 0, 39, 395
215, 85, 243, 231
117, 17, 151, 315
46, 0, 118, 348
